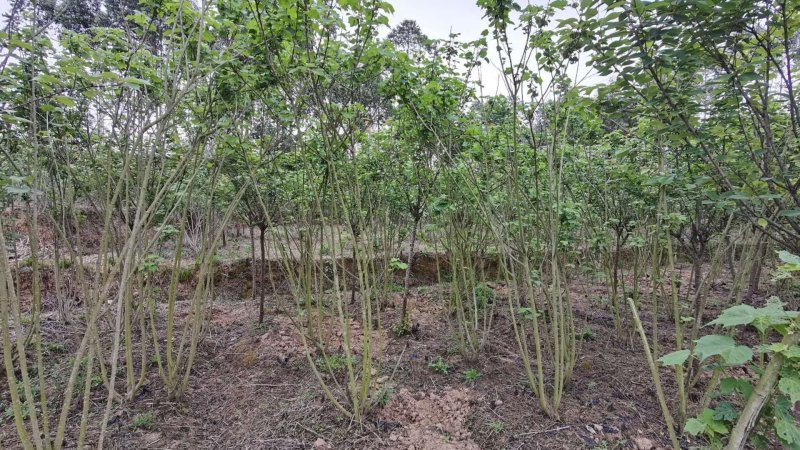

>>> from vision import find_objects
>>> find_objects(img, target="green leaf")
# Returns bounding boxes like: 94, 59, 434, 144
720, 345, 753, 365
770, 343, 789, 353
778, 251, 800, 265
720, 377, 754, 399
10, 37, 34, 51
697, 407, 729, 436
34, 73, 59, 86
778, 376, 800, 404
738, 72, 760, 83
1, 114, 31, 124
783, 345, 800, 359
645, 174, 675, 186
757, 218, 768, 228
658, 349, 691, 366
707, 304, 757, 328
123, 77, 151, 89
779, 209, 800, 218
694, 335, 735, 362
684, 418, 706, 435
751, 297, 798, 334
53, 95, 76, 107
712, 402, 738, 422
517, 307, 540, 321
775, 396, 800, 448
5, 185, 31, 195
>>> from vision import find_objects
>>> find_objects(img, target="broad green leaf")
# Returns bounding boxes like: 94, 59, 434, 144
783, 346, 800, 359
775, 396, 800, 448
34, 74, 59, 86
684, 418, 705, 435
1, 114, 31, 124
770, 343, 789, 353
54, 95, 76, 107
720, 377, 753, 399
658, 349, 690, 366
694, 335, 735, 362
751, 297, 799, 334
778, 251, 800, 265
698, 407, 729, 436
712, 402, 738, 422
10, 37, 34, 51
5, 185, 31, 195
707, 304, 757, 328
778, 376, 800, 404
645, 174, 675, 186
720, 345, 753, 365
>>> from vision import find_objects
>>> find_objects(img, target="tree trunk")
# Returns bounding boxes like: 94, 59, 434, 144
725, 235, 736, 280
350, 245, 358, 306
611, 232, 622, 337
400, 216, 420, 324
53, 235, 66, 321
745, 234, 767, 302
259, 225, 266, 324
726, 328, 800, 450
692, 254, 702, 293
250, 225, 256, 306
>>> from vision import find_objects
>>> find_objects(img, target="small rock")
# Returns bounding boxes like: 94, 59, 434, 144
313, 437, 331, 449
593, 424, 603, 432
633, 437, 655, 450
494, 399, 503, 407
602, 425, 619, 434
142, 432, 161, 444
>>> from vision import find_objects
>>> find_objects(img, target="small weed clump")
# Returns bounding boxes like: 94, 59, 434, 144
315, 354, 353, 373
428, 357, 449, 374
463, 368, 480, 385
473, 283, 493, 308
3, 381, 38, 420
388, 282, 404, 293
487, 419, 505, 435
44, 342, 67, 354
578, 327, 595, 341
392, 320, 412, 337
177, 267, 194, 283
129, 412, 154, 430
374, 386, 393, 407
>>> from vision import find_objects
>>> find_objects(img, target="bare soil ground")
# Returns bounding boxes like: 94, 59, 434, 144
2, 227, 797, 450
95, 295, 673, 449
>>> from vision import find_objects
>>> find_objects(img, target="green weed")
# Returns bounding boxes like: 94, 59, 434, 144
428, 357, 449, 374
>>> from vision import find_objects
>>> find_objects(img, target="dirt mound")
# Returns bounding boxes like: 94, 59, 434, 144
380, 388, 480, 450
257, 315, 306, 365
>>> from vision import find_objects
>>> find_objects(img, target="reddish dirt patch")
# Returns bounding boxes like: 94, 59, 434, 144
380, 388, 479, 450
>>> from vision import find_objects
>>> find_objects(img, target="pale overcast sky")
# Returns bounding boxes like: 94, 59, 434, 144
389, 0, 601, 96
389, 0, 510, 95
